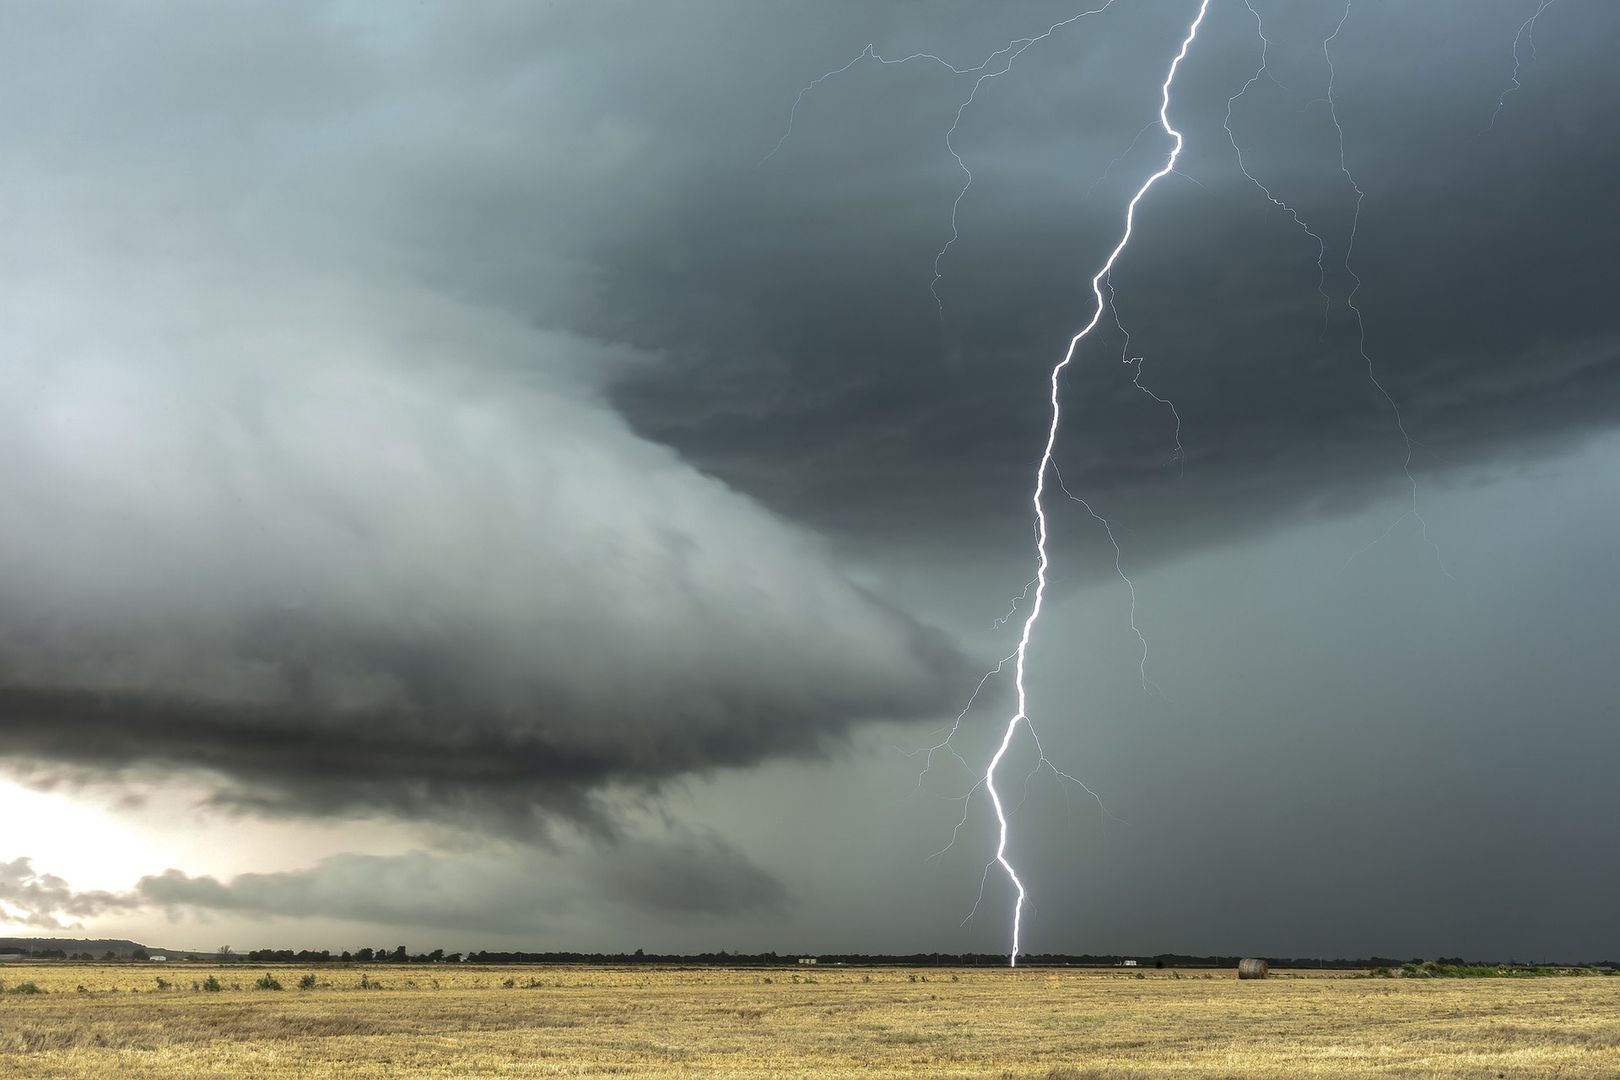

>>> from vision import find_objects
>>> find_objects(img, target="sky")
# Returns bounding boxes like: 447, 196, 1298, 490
1, 0, 1616, 963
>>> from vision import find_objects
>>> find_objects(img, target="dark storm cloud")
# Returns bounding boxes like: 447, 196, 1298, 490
0, 3, 969, 831
0, 277, 962, 830
584, 1, 1620, 565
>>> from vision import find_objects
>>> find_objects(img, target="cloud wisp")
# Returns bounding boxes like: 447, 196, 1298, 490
2, 832, 787, 937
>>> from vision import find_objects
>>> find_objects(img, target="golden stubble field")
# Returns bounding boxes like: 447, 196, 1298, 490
1, 963, 1616, 1078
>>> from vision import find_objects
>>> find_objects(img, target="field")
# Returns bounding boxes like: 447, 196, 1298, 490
2, 963, 1617, 1078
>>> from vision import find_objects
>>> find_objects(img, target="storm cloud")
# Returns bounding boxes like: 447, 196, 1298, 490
0, 6, 977, 829
589, 2, 1620, 566
0, 269, 962, 829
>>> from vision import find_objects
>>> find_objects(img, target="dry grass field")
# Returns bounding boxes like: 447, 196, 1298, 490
1, 963, 1616, 1078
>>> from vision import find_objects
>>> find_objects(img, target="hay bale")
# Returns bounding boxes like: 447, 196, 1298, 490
1237, 958, 1269, 980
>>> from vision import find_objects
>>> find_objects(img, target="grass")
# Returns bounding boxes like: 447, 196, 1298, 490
1370, 960, 1604, 979
0, 963, 1615, 1077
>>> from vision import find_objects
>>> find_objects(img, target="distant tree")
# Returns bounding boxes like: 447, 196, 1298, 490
132, 948, 149, 961
392, 945, 407, 963
216, 946, 235, 962
102, 950, 118, 961
340, 951, 353, 962
428, 949, 444, 962
355, 948, 374, 962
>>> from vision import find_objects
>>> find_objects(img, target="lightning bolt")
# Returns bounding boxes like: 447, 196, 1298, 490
770, 0, 1493, 967
762, 3, 1121, 318
1224, 1, 1332, 329
986, 0, 1211, 966
1486, 0, 1558, 132
1221, 2, 1446, 575
1107, 278, 1184, 473
766, 9, 1175, 941
1324, 3, 1449, 577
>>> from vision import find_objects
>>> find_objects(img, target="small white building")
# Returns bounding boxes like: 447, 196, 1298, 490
797, 957, 818, 965
148, 956, 168, 962
1120, 959, 1138, 967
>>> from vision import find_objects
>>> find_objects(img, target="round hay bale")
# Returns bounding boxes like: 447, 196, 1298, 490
1237, 958, 1269, 980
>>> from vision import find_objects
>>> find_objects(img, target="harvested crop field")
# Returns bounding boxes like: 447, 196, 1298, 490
1, 964, 1616, 1078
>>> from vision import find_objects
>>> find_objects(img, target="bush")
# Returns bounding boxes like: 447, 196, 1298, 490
255, 974, 283, 991
8, 982, 44, 995
298, 974, 318, 991
201, 975, 223, 992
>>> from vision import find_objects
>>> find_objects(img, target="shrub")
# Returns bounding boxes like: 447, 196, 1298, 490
8, 982, 44, 995
201, 975, 223, 992
255, 974, 283, 991
298, 974, 318, 990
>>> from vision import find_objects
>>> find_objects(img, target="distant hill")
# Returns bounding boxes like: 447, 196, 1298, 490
0, 937, 210, 959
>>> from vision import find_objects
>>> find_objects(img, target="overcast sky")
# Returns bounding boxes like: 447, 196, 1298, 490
1, 0, 1616, 963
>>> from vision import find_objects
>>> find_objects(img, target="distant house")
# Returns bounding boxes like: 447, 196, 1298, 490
797, 957, 818, 966
0, 953, 23, 962
1120, 959, 1138, 967
148, 955, 168, 962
